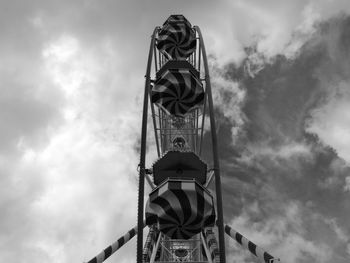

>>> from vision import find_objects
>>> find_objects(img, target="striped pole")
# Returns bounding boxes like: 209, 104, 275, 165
224, 224, 280, 263
87, 223, 146, 263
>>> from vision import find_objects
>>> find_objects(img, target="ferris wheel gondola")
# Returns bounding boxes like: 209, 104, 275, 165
151, 67, 204, 117
157, 15, 196, 60
145, 179, 215, 239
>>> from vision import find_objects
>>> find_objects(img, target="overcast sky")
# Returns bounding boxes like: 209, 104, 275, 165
1, 1, 350, 263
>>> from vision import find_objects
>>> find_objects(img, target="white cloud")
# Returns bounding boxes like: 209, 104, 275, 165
35, 35, 142, 263
0, 33, 145, 263
317, 158, 349, 190
306, 81, 350, 164
284, 3, 321, 58
204, 17, 246, 66
217, 0, 350, 64
237, 140, 313, 172
42, 35, 98, 97
27, 118, 139, 262
325, 218, 348, 242
223, 0, 319, 59
344, 176, 350, 192
228, 201, 332, 263
210, 62, 246, 142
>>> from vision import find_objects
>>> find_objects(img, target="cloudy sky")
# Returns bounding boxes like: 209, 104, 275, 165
1, 0, 350, 263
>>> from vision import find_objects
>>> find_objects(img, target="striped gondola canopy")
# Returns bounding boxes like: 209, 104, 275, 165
162, 14, 192, 28
151, 68, 204, 117
145, 179, 215, 240
157, 15, 196, 60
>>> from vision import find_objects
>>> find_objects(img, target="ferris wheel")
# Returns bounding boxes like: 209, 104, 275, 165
86, 15, 280, 263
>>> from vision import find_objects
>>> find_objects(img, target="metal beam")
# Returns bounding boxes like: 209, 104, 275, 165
137, 27, 158, 263
195, 25, 226, 263
150, 233, 162, 263
201, 232, 213, 263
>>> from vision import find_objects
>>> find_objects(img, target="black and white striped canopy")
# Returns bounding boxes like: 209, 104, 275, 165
162, 15, 192, 28
151, 68, 204, 117
157, 17, 196, 60
145, 179, 215, 239
224, 224, 277, 263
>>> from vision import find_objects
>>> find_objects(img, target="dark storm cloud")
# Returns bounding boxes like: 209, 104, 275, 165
212, 14, 350, 263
